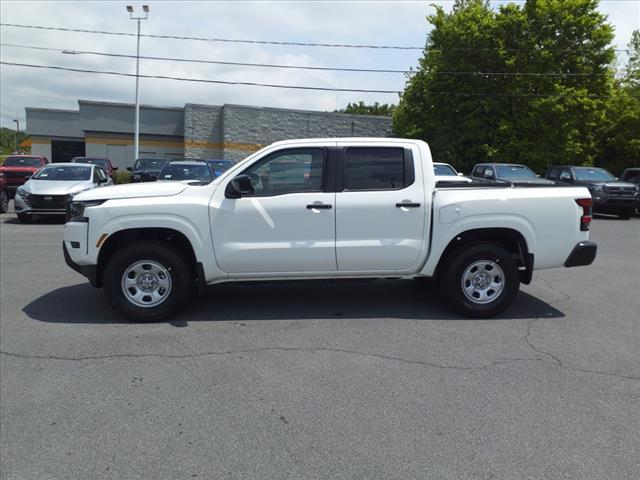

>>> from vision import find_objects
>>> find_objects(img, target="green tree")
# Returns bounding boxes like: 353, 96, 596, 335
598, 30, 640, 173
394, 0, 616, 174
0, 127, 29, 156
338, 101, 396, 116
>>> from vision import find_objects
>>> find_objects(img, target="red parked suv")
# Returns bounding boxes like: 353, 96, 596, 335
71, 157, 119, 183
0, 155, 49, 197
0, 173, 9, 213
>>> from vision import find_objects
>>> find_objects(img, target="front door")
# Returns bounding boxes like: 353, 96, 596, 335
335, 143, 427, 272
212, 147, 337, 274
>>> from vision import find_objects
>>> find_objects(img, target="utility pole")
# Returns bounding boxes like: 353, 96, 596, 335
126, 5, 149, 161
13, 117, 19, 152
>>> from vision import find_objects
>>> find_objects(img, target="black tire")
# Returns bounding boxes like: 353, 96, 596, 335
0, 190, 8, 214
16, 212, 31, 223
617, 209, 633, 220
103, 241, 193, 322
438, 243, 519, 318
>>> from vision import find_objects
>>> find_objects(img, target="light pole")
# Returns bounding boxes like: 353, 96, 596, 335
13, 118, 19, 152
127, 5, 149, 161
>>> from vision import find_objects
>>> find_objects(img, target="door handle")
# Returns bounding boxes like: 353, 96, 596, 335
396, 202, 421, 208
307, 204, 332, 210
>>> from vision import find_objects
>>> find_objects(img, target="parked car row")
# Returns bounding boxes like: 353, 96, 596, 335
0, 155, 237, 221
441, 161, 639, 219
128, 158, 235, 183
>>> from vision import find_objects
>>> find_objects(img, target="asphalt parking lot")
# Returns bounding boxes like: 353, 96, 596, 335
1, 203, 639, 480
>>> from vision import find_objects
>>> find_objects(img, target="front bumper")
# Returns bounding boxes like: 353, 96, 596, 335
63, 241, 100, 287
564, 241, 597, 268
14, 192, 68, 215
592, 195, 638, 210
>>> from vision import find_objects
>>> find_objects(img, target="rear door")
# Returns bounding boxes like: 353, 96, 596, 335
335, 142, 426, 272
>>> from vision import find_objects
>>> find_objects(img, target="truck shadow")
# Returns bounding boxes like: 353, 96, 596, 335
23, 279, 564, 325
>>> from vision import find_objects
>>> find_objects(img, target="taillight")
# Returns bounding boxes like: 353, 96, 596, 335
576, 198, 593, 231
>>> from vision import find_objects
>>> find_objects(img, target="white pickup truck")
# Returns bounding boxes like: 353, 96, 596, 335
63, 138, 597, 321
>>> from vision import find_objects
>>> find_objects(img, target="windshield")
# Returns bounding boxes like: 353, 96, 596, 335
573, 168, 615, 181
33, 165, 92, 181
207, 160, 235, 176
73, 158, 108, 169
134, 158, 168, 171
160, 163, 213, 181
434, 164, 457, 176
495, 165, 537, 180
3, 156, 42, 168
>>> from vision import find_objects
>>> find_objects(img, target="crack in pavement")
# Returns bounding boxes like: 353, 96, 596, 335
2, 345, 638, 381
521, 278, 640, 382
525, 318, 564, 366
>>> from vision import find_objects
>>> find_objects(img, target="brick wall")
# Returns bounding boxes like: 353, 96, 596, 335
184, 103, 393, 161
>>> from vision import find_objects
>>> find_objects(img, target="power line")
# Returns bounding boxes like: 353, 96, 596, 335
0, 61, 402, 94
0, 22, 631, 53
1, 43, 622, 77
0, 43, 410, 74
0, 23, 422, 50
2, 61, 633, 98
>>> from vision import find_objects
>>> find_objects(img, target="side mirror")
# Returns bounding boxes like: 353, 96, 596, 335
126, 166, 133, 172
457, 172, 464, 176
225, 174, 253, 198
113, 166, 119, 171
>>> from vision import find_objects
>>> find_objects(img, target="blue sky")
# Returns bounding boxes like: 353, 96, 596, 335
1, 0, 638, 129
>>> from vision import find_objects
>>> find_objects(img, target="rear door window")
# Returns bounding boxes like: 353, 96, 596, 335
344, 147, 410, 191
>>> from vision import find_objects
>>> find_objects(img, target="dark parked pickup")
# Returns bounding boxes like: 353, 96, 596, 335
128, 158, 168, 182
620, 167, 640, 214
546, 166, 639, 219
471, 163, 555, 185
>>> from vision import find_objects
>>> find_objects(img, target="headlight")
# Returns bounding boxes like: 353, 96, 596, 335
16, 187, 27, 197
66, 200, 106, 223
590, 184, 604, 192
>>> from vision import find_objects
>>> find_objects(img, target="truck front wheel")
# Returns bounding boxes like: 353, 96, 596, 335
439, 243, 519, 318
103, 241, 192, 321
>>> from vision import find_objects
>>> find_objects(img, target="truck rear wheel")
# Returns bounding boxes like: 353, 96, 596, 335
103, 241, 192, 321
438, 243, 519, 318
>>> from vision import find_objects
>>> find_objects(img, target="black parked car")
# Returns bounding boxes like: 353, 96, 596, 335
546, 166, 639, 219
158, 160, 215, 183
127, 158, 168, 182
470, 163, 555, 185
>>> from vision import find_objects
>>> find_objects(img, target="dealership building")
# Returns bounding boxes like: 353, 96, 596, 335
25, 100, 393, 168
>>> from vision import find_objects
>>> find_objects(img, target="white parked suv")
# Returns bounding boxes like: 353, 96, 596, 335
63, 138, 597, 321
15, 162, 112, 223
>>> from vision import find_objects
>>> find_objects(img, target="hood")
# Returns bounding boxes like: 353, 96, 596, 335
134, 168, 163, 175
22, 180, 94, 195
509, 178, 555, 185
73, 180, 189, 201
0, 165, 39, 172
585, 180, 637, 188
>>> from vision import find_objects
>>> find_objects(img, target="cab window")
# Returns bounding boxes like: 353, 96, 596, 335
241, 148, 325, 196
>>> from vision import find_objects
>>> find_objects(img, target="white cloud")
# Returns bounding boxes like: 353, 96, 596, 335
0, 0, 637, 129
